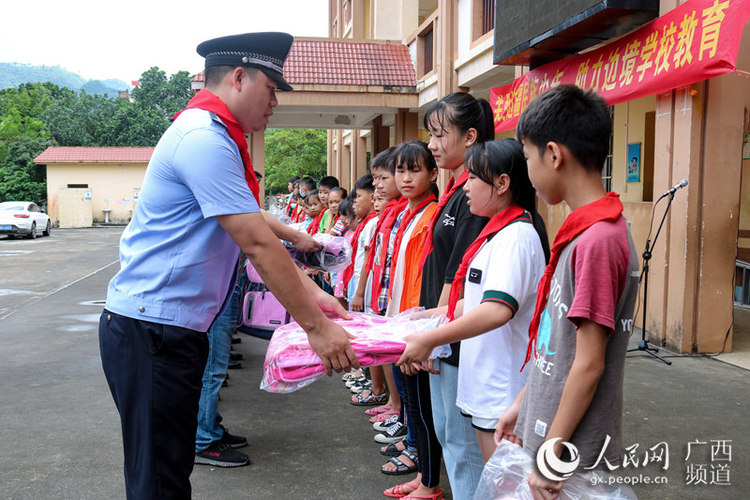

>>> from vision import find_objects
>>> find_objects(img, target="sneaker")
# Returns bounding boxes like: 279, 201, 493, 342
345, 375, 368, 388
219, 424, 248, 449
195, 442, 250, 467
373, 414, 400, 432
374, 421, 407, 444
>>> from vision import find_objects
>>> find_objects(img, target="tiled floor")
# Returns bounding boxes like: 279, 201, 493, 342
715, 305, 750, 370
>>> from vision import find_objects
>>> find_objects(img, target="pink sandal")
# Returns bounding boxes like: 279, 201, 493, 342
365, 404, 392, 416
383, 480, 419, 498
401, 489, 444, 500
369, 410, 398, 423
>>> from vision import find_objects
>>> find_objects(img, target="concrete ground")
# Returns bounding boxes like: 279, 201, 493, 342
0, 227, 747, 499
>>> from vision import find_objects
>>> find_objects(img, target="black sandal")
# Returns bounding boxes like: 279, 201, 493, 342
381, 450, 418, 475
380, 442, 406, 457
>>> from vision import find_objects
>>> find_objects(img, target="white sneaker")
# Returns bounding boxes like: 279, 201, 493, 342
374, 421, 407, 444
373, 414, 400, 432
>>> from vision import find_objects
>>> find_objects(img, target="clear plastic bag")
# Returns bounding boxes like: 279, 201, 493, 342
261, 308, 446, 393
284, 233, 353, 272
474, 441, 638, 500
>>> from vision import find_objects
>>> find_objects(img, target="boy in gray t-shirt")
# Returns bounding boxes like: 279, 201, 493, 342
495, 85, 640, 499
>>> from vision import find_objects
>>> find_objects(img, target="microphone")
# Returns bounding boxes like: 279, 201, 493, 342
663, 179, 688, 197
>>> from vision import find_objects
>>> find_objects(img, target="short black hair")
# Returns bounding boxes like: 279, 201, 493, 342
299, 176, 316, 191
370, 146, 397, 175
318, 176, 340, 190
307, 189, 320, 202
516, 85, 611, 173
289, 175, 300, 183
329, 186, 348, 199
338, 196, 355, 219
204, 65, 260, 87
353, 173, 375, 194
393, 141, 437, 173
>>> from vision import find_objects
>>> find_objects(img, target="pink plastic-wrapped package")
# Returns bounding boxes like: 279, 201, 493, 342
261, 310, 446, 393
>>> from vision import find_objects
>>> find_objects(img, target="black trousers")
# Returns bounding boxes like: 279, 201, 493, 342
99, 310, 209, 500
402, 370, 442, 488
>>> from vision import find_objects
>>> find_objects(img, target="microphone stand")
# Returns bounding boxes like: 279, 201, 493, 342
628, 189, 675, 365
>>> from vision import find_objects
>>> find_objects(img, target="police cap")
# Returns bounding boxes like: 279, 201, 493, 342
197, 32, 293, 91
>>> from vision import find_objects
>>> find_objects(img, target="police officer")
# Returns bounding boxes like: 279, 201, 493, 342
99, 32, 359, 499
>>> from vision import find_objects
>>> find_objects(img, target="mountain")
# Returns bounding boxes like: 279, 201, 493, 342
0, 62, 128, 97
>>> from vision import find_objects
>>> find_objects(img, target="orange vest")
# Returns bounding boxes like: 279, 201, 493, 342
389, 203, 439, 312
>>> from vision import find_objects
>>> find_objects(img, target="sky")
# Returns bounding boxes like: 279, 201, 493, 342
1, 0, 329, 84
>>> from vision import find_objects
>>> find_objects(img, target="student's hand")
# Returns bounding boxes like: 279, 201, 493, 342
351, 292, 364, 312
495, 404, 523, 446
399, 362, 421, 376
396, 333, 433, 367
306, 318, 360, 376
311, 286, 352, 320
420, 358, 440, 374
528, 469, 562, 500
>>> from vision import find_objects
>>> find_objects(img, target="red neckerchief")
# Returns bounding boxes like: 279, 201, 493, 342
307, 208, 326, 235
447, 204, 526, 321
364, 198, 400, 275
522, 192, 624, 370
173, 89, 259, 202
369, 197, 408, 313
341, 211, 377, 288
389, 195, 437, 294
417, 170, 469, 269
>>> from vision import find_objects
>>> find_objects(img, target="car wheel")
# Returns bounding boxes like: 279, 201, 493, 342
28, 222, 37, 239
43, 220, 51, 236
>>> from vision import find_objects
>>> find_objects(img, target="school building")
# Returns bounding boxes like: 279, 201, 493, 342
317, 0, 750, 359
34, 0, 749, 360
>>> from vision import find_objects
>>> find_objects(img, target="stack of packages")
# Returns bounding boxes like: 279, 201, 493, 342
261, 310, 446, 393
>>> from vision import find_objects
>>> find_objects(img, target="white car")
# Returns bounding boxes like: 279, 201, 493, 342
0, 201, 51, 239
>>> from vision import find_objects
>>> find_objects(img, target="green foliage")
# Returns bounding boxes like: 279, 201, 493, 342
0, 68, 193, 202
131, 67, 193, 121
0, 135, 54, 203
264, 129, 328, 194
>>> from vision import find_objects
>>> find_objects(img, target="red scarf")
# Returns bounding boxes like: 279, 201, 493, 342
173, 89, 260, 202
522, 192, 624, 370
417, 170, 469, 269
447, 204, 527, 321
368, 197, 408, 313
307, 208, 327, 235
341, 211, 377, 289
389, 195, 437, 287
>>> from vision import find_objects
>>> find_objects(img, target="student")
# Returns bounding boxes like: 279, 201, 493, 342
333, 196, 356, 306
285, 175, 299, 218
343, 174, 378, 308
326, 186, 348, 236
298, 176, 316, 199
317, 175, 339, 233
305, 190, 325, 235
495, 85, 639, 500
382, 141, 441, 499
397, 139, 548, 467
418, 92, 495, 500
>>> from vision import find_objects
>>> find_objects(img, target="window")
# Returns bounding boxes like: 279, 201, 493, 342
422, 27, 434, 75
481, 0, 495, 35
472, 0, 496, 41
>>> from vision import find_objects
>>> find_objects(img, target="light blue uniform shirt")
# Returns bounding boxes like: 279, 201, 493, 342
106, 108, 260, 332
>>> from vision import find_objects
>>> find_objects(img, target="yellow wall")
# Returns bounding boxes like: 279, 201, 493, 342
46, 163, 147, 225
612, 95, 656, 203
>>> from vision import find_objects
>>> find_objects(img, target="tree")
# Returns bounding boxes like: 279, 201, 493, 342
0, 135, 54, 203
264, 129, 328, 194
131, 67, 193, 121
